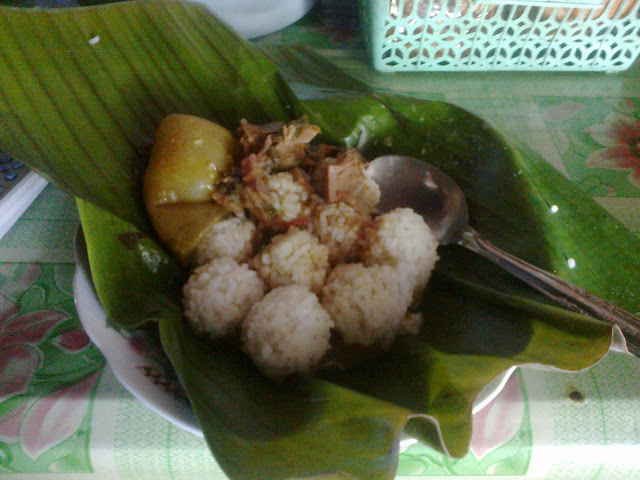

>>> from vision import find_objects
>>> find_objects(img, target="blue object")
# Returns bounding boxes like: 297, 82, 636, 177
361, 0, 640, 71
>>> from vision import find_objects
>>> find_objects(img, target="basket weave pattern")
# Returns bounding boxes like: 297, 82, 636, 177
362, 0, 640, 71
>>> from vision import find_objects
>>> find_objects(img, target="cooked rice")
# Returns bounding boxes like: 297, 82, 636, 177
251, 227, 329, 293
307, 201, 368, 264
175, 118, 443, 378
360, 207, 439, 302
260, 171, 310, 223
241, 285, 334, 377
183, 257, 265, 337
194, 214, 260, 266
321, 263, 414, 347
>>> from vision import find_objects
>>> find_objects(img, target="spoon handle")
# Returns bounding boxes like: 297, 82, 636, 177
460, 228, 640, 356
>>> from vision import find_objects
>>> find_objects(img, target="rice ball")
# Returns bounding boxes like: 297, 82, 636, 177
251, 227, 329, 293
321, 263, 413, 348
194, 215, 260, 266
360, 207, 439, 301
183, 257, 265, 337
241, 285, 334, 377
307, 201, 369, 265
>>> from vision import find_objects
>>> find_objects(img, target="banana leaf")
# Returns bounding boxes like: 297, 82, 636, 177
0, 2, 638, 479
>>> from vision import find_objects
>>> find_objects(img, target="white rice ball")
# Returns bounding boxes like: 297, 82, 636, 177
251, 227, 329, 293
241, 285, 334, 377
361, 207, 439, 301
183, 257, 265, 337
194, 215, 260, 266
321, 263, 413, 348
308, 201, 368, 265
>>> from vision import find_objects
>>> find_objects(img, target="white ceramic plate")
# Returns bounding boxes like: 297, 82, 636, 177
73, 228, 516, 439
73, 229, 202, 436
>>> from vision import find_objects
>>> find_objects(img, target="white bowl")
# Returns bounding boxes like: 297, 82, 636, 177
191, 0, 316, 38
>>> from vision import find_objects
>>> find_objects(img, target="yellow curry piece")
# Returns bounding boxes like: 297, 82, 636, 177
143, 114, 237, 266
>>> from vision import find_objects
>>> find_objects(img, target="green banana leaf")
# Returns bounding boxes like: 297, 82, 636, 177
0, 2, 638, 479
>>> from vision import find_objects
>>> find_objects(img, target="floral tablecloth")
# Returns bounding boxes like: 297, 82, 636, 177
1, 1, 640, 478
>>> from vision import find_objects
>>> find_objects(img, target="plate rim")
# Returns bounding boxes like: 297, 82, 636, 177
73, 227, 203, 437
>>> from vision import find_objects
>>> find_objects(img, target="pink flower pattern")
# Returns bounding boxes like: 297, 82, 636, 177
470, 373, 525, 460
18, 371, 100, 460
0, 264, 98, 462
543, 101, 588, 123
51, 330, 91, 353
0, 308, 66, 403
584, 112, 640, 188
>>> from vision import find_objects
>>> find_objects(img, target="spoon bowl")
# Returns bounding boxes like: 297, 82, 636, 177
367, 155, 468, 245
367, 154, 640, 356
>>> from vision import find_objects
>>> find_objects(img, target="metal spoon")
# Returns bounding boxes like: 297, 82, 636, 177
367, 154, 640, 356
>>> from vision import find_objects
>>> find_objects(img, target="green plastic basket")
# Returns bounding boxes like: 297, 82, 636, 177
360, 0, 640, 71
